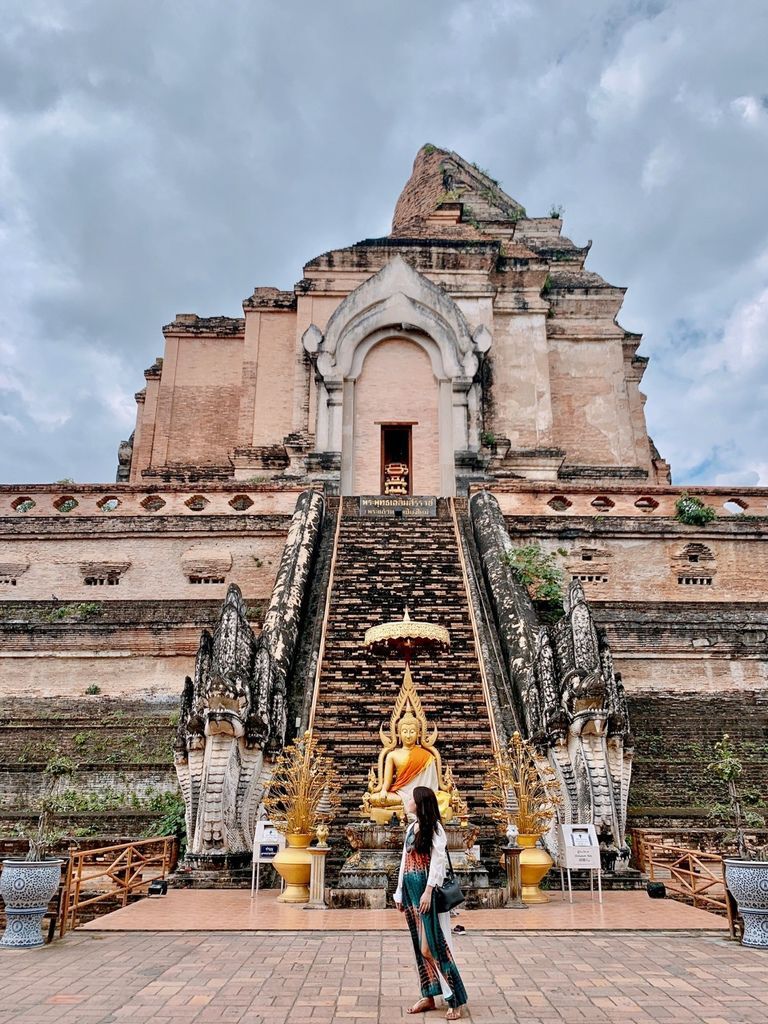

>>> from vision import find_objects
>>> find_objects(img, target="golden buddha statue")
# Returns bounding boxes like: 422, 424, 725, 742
362, 665, 461, 824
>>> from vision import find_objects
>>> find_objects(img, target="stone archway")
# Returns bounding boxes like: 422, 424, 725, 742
302, 256, 491, 496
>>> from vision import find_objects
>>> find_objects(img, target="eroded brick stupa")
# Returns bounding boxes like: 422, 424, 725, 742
1, 146, 765, 863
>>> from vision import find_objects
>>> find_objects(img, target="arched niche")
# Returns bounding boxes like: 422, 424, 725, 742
302, 256, 490, 497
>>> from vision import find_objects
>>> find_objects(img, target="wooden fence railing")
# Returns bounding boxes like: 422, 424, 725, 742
59, 835, 177, 936
643, 841, 727, 913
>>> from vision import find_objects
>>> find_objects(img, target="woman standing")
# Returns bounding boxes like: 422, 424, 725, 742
394, 786, 468, 1019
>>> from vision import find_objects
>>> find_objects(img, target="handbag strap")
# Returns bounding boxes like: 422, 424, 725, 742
443, 839, 455, 879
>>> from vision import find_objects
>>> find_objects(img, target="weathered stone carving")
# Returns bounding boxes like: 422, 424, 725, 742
470, 490, 633, 862
174, 490, 324, 861
115, 432, 134, 483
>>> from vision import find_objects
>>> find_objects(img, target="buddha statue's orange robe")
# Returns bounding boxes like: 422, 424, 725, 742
390, 745, 432, 793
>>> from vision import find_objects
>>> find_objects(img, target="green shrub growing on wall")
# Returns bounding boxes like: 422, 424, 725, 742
501, 543, 566, 604
675, 493, 717, 526
44, 602, 103, 623
707, 733, 767, 859
146, 793, 187, 855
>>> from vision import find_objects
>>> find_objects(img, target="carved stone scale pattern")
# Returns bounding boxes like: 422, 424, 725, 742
174, 491, 324, 862
470, 490, 633, 859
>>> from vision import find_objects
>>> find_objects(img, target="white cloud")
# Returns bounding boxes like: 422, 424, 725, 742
731, 95, 765, 125
640, 142, 681, 192
0, 412, 22, 432
0, 0, 766, 486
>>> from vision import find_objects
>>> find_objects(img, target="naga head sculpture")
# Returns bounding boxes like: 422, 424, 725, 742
202, 585, 259, 741
561, 667, 609, 736
176, 585, 268, 754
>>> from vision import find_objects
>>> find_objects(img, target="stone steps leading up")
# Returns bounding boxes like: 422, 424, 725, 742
311, 508, 498, 842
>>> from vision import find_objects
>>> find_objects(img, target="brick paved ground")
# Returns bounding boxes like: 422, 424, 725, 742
0, 931, 766, 1024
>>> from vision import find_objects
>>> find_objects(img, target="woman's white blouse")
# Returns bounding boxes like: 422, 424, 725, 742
394, 822, 448, 904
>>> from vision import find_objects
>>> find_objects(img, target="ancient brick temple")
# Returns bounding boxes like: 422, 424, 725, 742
0, 146, 766, 849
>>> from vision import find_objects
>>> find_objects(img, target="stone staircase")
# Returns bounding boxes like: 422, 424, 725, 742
311, 498, 498, 858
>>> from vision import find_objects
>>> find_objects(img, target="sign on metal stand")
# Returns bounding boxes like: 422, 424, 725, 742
251, 820, 285, 898
558, 824, 603, 904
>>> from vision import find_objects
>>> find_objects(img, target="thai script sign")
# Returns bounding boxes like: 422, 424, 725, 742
359, 496, 437, 518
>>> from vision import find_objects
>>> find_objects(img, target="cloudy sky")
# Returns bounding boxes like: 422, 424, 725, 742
1, 0, 767, 486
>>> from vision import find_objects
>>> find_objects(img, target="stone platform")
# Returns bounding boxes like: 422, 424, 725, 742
80, 888, 728, 932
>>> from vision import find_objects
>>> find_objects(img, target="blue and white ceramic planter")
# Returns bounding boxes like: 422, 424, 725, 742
724, 858, 768, 949
0, 859, 63, 948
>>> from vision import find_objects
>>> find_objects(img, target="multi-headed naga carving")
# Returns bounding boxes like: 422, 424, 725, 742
174, 585, 267, 857
470, 491, 633, 865
174, 490, 324, 861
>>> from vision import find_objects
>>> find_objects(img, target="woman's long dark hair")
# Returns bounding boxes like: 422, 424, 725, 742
413, 786, 441, 855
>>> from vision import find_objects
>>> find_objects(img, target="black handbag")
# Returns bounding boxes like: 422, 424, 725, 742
433, 845, 465, 913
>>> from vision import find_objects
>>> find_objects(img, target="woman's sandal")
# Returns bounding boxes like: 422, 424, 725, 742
407, 998, 436, 1014
445, 1008, 462, 1020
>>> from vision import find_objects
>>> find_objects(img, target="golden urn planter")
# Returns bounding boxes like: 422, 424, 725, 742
273, 833, 313, 903
518, 833, 553, 904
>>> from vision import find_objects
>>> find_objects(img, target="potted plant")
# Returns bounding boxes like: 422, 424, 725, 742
0, 756, 75, 948
263, 732, 339, 903
709, 735, 768, 948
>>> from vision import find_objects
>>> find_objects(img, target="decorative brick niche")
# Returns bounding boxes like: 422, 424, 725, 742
590, 495, 615, 512
97, 496, 121, 512
79, 562, 131, 587
185, 495, 210, 511
634, 495, 659, 512
229, 494, 254, 511
547, 496, 572, 512
54, 495, 79, 513
567, 545, 612, 586
140, 495, 166, 512
672, 542, 716, 587
723, 498, 748, 514
0, 561, 29, 587
181, 546, 232, 585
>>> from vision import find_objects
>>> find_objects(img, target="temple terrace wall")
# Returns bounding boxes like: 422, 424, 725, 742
0, 484, 302, 602
480, 482, 768, 608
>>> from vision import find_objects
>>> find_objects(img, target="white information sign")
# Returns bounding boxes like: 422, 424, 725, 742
559, 824, 601, 869
251, 820, 286, 897
254, 821, 284, 862
557, 824, 602, 904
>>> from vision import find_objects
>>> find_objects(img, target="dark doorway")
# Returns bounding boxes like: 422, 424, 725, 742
381, 425, 412, 495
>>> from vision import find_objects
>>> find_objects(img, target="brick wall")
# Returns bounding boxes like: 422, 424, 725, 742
627, 690, 768, 822
501, 509, 768, 606
0, 533, 286, 602
0, 697, 178, 840
0, 601, 266, 698
548, 337, 646, 468
251, 312, 300, 445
